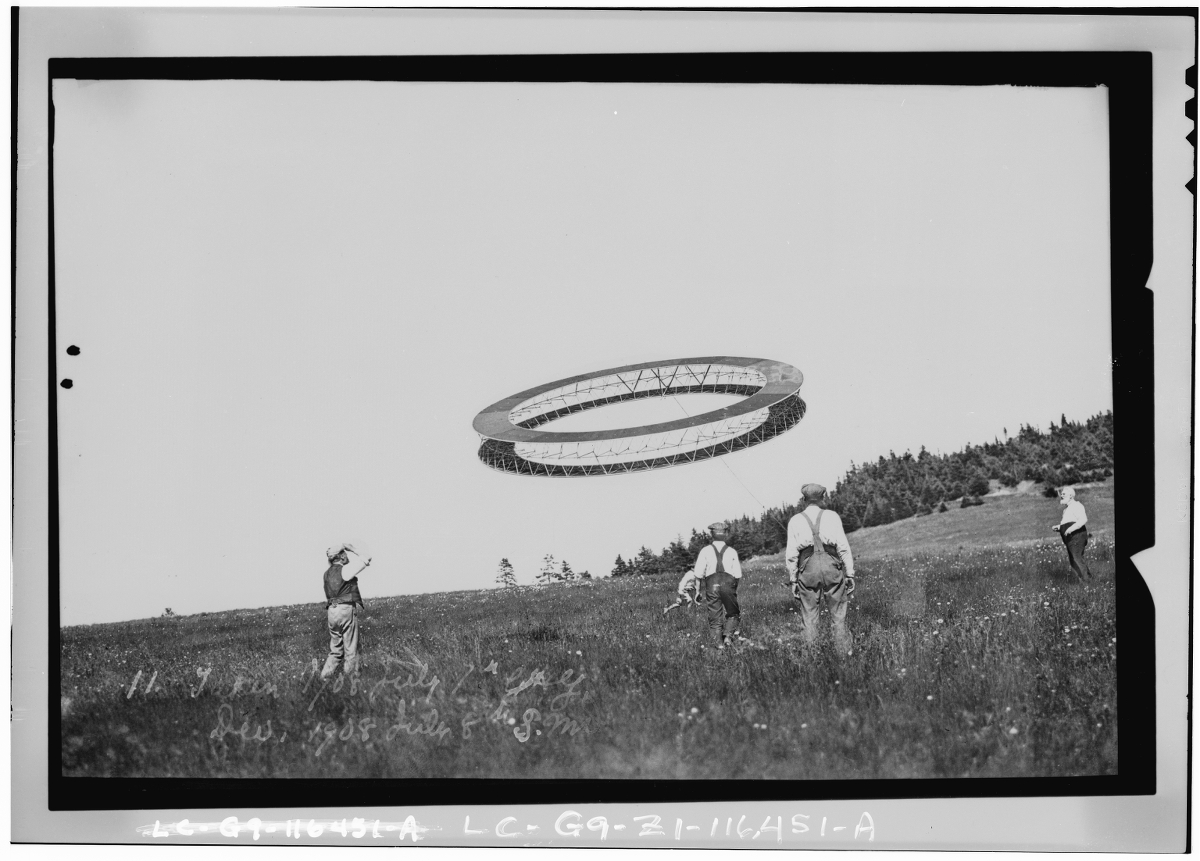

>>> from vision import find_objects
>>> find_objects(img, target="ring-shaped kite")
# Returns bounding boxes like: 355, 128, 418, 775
472, 356, 805, 476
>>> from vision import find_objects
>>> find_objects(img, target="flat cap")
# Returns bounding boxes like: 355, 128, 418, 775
801, 483, 827, 499
708, 521, 730, 535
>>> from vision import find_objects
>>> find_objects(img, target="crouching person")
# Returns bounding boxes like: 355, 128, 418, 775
785, 484, 856, 654
693, 521, 743, 649
663, 569, 702, 615
321, 542, 371, 680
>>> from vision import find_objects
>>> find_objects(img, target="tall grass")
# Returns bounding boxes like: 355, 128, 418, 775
60, 539, 1116, 779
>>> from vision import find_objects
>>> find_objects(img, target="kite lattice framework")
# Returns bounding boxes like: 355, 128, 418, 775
472, 357, 805, 476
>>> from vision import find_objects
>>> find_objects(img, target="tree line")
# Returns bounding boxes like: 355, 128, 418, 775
607, 410, 1113, 577
495, 555, 591, 588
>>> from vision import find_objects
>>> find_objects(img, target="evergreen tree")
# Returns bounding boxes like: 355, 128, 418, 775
632, 546, 660, 576
615, 410, 1112, 575
495, 558, 517, 588
538, 554, 559, 585
560, 560, 575, 580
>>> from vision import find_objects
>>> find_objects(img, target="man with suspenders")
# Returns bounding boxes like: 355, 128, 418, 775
785, 484, 857, 654
691, 521, 744, 650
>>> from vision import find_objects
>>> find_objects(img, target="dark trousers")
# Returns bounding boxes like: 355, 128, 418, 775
1063, 527, 1092, 579
705, 572, 740, 643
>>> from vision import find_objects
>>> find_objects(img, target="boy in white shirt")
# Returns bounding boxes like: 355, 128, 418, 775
1052, 486, 1092, 580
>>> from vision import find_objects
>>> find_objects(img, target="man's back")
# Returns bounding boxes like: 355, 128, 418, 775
693, 540, 742, 579
323, 562, 363, 608
785, 506, 855, 577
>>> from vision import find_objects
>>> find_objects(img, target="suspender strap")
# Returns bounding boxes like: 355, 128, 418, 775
800, 510, 826, 554
711, 543, 727, 575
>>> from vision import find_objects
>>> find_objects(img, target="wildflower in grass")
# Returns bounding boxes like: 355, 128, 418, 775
926, 695, 933, 701
801, 723, 808, 729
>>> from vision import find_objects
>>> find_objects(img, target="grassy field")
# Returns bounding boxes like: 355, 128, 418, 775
60, 481, 1116, 779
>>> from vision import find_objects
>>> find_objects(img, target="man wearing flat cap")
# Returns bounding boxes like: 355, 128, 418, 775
321, 542, 372, 680
691, 521, 744, 650
785, 484, 857, 654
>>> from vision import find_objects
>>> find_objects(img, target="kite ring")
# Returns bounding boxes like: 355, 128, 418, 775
472, 356, 805, 476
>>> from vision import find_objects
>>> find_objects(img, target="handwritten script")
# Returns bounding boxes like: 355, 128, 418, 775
115, 650, 594, 755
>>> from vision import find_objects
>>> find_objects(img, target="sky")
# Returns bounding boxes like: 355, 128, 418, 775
51, 80, 1113, 625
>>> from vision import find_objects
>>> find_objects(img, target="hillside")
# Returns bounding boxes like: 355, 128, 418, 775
828, 411, 1113, 530
60, 487, 1118, 781
745, 477, 1114, 568
617, 411, 1114, 577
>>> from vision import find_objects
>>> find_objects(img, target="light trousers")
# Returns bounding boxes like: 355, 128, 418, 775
795, 575, 852, 653
321, 603, 360, 678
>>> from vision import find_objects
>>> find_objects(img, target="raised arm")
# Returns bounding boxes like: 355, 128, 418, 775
343, 548, 372, 579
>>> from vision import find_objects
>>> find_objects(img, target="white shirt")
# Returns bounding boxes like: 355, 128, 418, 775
338, 550, 370, 581
785, 505, 855, 579
1059, 500, 1088, 535
692, 541, 742, 580
677, 570, 700, 596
